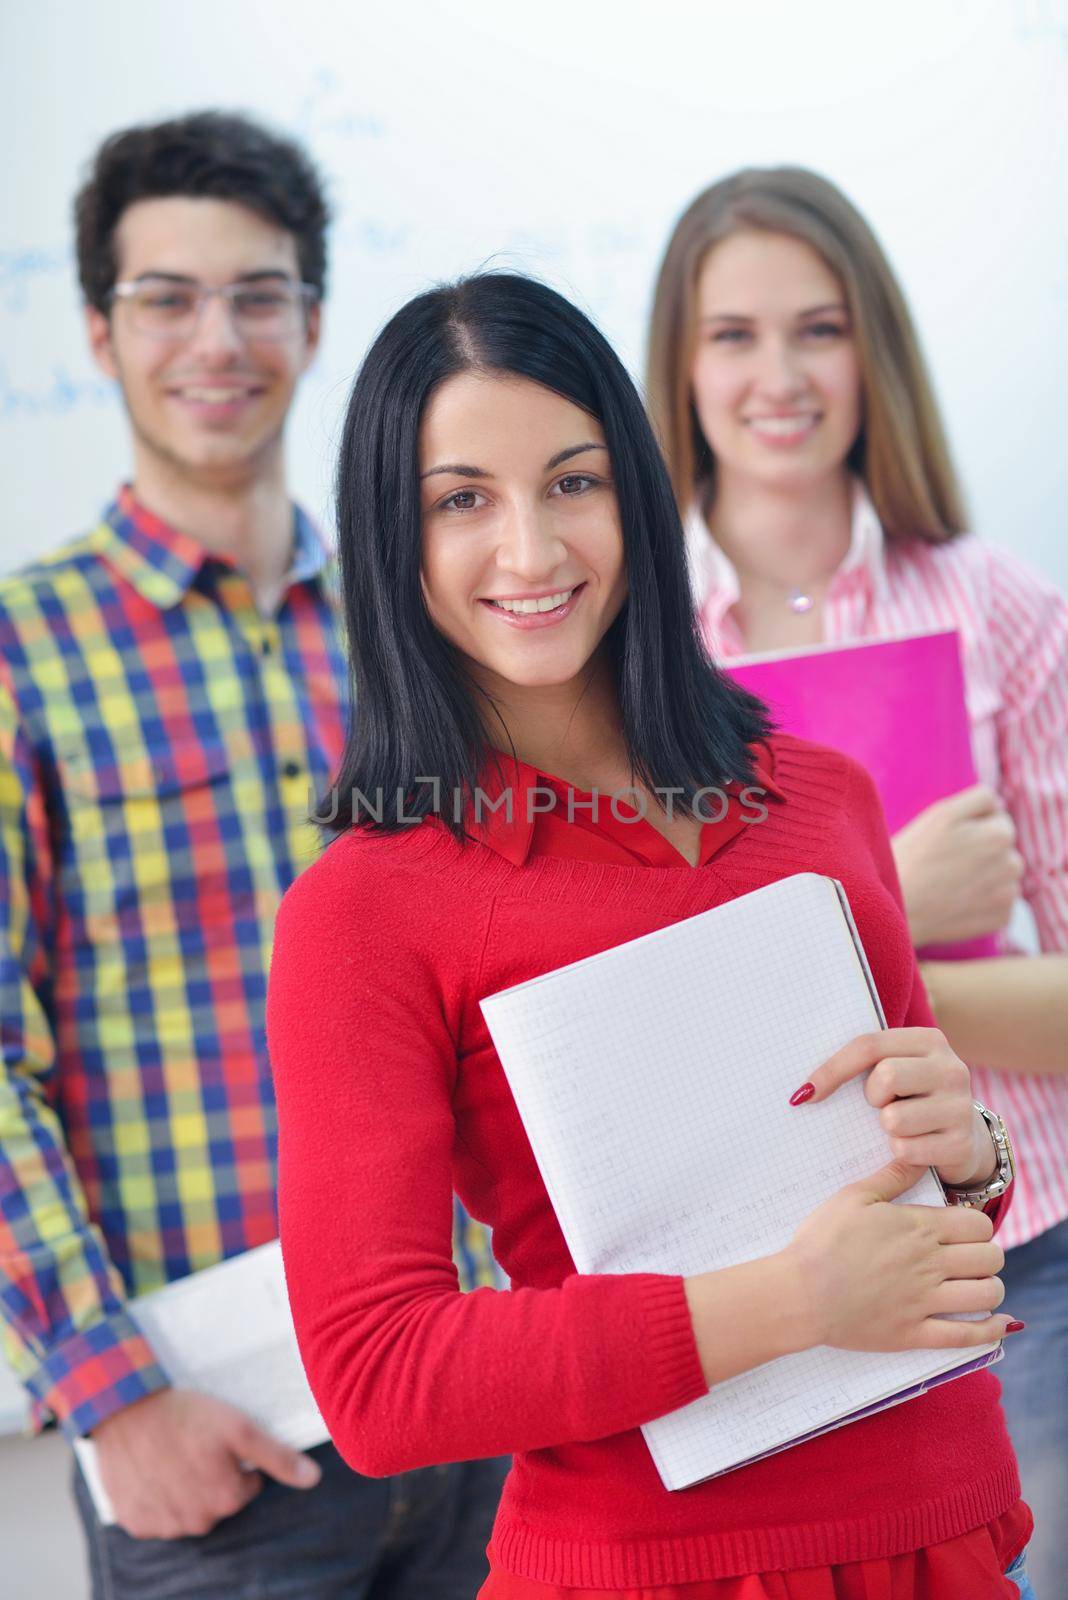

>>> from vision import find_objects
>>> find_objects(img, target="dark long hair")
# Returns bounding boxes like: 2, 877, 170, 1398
327, 272, 769, 837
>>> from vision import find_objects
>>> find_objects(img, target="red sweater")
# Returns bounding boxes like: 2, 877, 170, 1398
267, 735, 1020, 1589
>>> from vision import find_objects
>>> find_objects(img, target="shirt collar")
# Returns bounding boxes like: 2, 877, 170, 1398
93, 484, 330, 611
464, 756, 540, 867
467, 744, 783, 867
685, 476, 890, 627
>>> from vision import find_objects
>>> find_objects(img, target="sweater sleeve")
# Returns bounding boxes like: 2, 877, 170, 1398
267, 838, 706, 1477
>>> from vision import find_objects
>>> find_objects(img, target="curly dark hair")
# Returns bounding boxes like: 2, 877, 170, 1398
74, 110, 331, 311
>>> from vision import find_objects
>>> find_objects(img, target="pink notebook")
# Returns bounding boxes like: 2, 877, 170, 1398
725, 629, 998, 960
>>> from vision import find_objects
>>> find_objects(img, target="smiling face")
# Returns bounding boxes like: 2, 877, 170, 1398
690, 229, 862, 496
419, 372, 628, 697
86, 196, 320, 488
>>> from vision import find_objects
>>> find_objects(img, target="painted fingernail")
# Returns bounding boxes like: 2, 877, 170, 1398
789, 1083, 816, 1106
1005, 1320, 1026, 1334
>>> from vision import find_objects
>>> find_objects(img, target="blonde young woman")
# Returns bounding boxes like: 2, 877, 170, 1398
647, 166, 1068, 1599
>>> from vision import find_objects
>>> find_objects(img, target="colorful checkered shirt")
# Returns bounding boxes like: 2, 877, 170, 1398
0, 488, 498, 1440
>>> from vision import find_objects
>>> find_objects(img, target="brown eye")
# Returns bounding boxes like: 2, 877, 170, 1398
552, 474, 598, 497
441, 489, 483, 512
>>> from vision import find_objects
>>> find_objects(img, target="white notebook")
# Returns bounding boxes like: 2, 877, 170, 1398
480, 873, 1000, 1489
73, 1241, 328, 1524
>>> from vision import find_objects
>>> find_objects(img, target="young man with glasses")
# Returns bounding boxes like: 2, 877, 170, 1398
0, 111, 505, 1598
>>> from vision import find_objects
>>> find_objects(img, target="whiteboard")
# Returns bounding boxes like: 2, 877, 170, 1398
0, 0, 1065, 1435
3, 0, 1067, 591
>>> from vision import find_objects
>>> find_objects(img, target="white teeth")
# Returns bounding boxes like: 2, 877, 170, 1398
180, 387, 253, 402
746, 415, 817, 436
492, 589, 575, 615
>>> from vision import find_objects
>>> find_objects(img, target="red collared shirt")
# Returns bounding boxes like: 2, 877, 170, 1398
466, 746, 784, 869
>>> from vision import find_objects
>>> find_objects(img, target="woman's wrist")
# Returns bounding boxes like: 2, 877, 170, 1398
683, 1251, 816, 1388
917, 959, 942, 1017
891, 842, 931, 947
939, 1104, 1000, 1191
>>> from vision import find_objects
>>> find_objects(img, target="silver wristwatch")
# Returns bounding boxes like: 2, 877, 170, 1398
944, 1102, 1016, 1210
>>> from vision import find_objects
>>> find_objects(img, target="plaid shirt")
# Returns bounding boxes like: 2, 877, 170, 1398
0, 488, 497, 1440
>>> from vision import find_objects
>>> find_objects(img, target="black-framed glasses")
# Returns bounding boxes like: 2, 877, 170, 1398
109, 277, 319, 340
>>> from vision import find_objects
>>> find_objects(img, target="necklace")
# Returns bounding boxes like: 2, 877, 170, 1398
787, 588, 815, 614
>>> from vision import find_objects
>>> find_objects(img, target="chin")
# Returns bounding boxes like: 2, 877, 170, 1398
178, 439, 271, 475
745, 453, 840, 493
493, 655, 589, 690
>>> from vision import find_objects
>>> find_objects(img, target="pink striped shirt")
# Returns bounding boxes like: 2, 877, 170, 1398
687, 483, 1068, 1247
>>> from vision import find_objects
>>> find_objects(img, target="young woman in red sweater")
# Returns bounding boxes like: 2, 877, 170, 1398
267, 274, 1032, 1598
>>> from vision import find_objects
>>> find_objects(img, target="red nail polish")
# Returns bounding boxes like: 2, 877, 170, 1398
789, 1083, 816, 1106
1005, 1320, 1026, 1334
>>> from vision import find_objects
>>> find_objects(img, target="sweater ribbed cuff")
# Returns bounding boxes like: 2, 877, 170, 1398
633, 1274, 708, 1419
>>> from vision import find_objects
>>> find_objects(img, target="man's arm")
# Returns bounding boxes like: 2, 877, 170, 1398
0, 675, 168, 1437
2, 669, 325, 1538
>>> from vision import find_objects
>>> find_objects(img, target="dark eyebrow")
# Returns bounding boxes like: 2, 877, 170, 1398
420, 463, 494, 481
132, 272, 198, 285
131, 269, 295, 286
545, 442, 607, 470
233, 270, 297, 285
421, 442, 607, 481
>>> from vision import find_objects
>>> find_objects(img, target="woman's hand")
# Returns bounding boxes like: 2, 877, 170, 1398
784, 1158, 1015, 1352
792, 1027, 998, 1188
891, 784, 1022, 947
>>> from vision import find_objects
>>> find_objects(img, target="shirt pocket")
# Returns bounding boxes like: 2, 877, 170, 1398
55, 742, 235, 924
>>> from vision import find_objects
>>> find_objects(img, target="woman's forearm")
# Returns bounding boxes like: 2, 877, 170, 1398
684, 1253, 807, 1387
920, 954, 1068, 1075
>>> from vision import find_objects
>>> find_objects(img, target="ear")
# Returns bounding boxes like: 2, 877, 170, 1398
85, 305, 120, 381
299, 299, 322, 373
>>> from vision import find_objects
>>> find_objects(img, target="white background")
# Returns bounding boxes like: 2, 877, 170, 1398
2, 0, 1067, 590
0, 3, 1065, 1592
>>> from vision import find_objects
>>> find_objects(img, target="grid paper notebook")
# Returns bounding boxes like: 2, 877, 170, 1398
480, 873, 1001, 1489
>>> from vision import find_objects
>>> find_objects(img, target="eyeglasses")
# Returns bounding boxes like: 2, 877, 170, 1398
109, 277, 319, 341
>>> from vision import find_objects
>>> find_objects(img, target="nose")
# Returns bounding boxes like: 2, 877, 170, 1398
495, 498, 568, 583
752, 335, 808, 402
186, 292, 245, 364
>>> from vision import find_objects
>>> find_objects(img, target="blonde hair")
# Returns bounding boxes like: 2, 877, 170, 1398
646, 166, 967, 542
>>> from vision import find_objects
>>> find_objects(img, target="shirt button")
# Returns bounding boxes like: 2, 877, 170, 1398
282, 760, 302, 780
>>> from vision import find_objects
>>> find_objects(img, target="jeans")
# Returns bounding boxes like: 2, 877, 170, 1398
998, 1215, 1068, 1600
1006, 1545, 1038, 1598
73, 1439, 509, 1599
